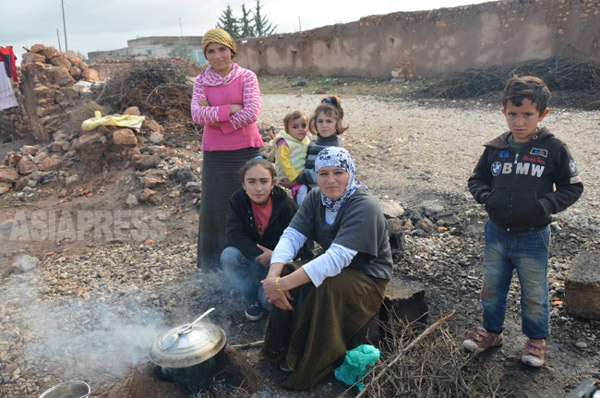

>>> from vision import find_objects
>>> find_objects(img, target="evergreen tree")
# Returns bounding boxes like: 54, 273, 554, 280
216, 5, 240, 39
253, 0, 276, 37
239, 4, 255, 38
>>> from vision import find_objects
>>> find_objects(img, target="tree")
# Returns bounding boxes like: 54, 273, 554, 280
253, 0, 277, 37
239, 4, 254, 38
216, 5, 240, 39
169, 40, 197, 63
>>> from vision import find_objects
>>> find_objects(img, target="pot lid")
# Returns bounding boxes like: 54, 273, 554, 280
149, 321, 226, 368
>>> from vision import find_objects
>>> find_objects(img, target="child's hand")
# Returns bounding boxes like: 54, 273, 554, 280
255, 244, 273, 266
198, 98, 210, 107
279, 178, 295, 189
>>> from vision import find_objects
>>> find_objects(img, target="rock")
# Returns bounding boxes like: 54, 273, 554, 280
50, 66, 76, 86
415, 217, 436, 233
140, 170, 168, 188
170, 168, 195, 185
4, 152, 22, 167
575, 341, 588, 349
65, 174, 80, 186
0, 182, 11, 194
112, 128, 138, 147
50, 140, 69, 153
423, 204, 444, 215
13, 255, 39, 272
126, 194, 139, 207
135, 154, 160, 171
124, 106, 141, 116
0, 167, 20, 183
33, 85, 51, 98
149, 132, 164, 144
381, 201, 405, 219
380, 278, 428, 325
147, 146, 167, 156
82, 68, 100, 83
40, 46, 58, 59
387, 218, 406, 253
143, 119, 164, 134
73, 132, 107, 152
21, 145, 40, 156
17, 158, 37, 175
184, 181, 201, 193
40, 155, 62, 171
30, 44, 45, 53
139, 188, 157, 203
50, 55, 72, 70
565, 251, 600, 320
21, 52, 45, 64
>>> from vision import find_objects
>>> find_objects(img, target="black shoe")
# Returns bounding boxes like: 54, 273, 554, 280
245, 302, 263, 321
279, 358, 294, 373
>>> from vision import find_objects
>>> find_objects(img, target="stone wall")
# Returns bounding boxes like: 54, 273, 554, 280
0, 45, 100, 143
235, 0, 600, 79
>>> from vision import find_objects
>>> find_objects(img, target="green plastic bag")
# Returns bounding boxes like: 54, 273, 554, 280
334, 344, 380, 392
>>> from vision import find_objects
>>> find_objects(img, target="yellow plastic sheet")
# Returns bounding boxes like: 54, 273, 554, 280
81, 111, 145, 131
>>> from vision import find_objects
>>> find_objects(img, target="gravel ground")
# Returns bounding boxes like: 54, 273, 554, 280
0, 92, 599, 398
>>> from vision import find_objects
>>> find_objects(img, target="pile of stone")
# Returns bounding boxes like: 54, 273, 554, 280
0, 104, 198, 202
21, 44, 99, 83
0, 44, 102, 143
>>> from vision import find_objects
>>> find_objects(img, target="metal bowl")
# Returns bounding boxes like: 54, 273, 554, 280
39, 380, 90, 398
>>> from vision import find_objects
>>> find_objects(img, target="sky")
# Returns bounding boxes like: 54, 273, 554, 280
2, 0, 492, 60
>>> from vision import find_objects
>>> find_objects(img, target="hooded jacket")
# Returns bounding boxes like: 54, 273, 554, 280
225, 185, 298, 258
468, 127, 583, 232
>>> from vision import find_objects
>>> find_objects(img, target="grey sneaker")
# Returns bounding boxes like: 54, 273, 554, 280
463, 326, 504, 353
245, 301, 263, 321
521, 339, 549, 367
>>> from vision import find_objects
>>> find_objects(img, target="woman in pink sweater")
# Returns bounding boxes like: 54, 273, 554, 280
191, 28, 263, 269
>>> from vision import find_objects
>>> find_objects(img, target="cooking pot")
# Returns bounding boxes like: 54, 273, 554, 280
149, 310, 226, 392
39, 380, 90, 398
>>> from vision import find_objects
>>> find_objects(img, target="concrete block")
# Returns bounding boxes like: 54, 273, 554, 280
565, 251, 600, 320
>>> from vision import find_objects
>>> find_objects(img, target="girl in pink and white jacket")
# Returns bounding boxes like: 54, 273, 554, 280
191, 28, 263, 270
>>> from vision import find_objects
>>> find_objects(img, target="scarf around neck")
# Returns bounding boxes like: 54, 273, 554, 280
201, 62, 243, 87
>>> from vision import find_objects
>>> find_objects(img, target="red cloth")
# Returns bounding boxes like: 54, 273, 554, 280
250, 196, 273, 233
0, 46, 18, 82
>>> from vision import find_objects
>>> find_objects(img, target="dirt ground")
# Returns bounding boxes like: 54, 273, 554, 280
0, 76, 599, 398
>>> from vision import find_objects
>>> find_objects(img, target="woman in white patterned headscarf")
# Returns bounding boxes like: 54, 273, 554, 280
261, 147, 393, 390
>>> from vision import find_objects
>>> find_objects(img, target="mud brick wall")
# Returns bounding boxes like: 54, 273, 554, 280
235, 0, 600, 79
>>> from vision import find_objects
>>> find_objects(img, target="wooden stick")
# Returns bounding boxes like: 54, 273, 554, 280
230, 340, 264, 349
354, 309, 456, 398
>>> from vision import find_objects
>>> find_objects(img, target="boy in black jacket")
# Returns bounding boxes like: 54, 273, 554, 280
464, 76, 583, 367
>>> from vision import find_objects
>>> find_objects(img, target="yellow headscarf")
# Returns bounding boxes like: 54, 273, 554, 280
202, 29, 236, 56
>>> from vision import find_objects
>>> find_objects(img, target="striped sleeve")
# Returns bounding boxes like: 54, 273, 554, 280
190, 75, 221, 125
229, 69, 261, 130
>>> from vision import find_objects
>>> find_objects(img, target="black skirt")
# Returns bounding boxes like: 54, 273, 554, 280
197, 147, 260, 269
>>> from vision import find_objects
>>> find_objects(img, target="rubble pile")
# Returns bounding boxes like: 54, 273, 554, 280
0, 44, 101, 143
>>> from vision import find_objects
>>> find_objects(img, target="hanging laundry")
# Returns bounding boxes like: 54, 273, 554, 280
0, 60, 18, 110
0, 46, 18, 83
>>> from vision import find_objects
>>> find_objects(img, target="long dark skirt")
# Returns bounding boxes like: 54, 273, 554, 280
263, 264, 388, 390
197, 147, 260, 269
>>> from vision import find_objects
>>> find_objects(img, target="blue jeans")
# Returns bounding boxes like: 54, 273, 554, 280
481, 220, 551, 339
220, 246, 272, 310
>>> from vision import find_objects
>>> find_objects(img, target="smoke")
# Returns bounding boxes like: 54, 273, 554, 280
0, 271, 169, 382
25, 299, 167, 378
